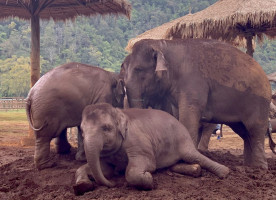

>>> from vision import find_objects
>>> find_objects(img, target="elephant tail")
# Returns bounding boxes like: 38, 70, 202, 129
267, 123, 276, 154
25, 98, 46, 131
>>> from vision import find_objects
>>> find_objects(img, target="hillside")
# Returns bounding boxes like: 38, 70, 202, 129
0, 0, 275, 97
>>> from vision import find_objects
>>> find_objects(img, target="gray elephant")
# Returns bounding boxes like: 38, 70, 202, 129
124, 90, 217, 152
73, 103, 229, 195
26, 62, 124, 170
120, 38, 274, 169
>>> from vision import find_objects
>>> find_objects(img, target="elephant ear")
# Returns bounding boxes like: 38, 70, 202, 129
114, 108, 128, 140
153, 48, 168, 79
113, 79, 125, 107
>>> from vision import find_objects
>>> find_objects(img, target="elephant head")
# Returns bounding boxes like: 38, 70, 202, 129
81, 103, 127, 187
120, 40, 170, 108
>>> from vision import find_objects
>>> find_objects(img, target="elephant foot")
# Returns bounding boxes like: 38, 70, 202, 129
75, 151, 86, 161
170, 163, 201, 177
73, 181, 95, 196
35, 159, 56, 170
214, 164, 230, 179
55, 142, 71, 154
127, 171, 154, 190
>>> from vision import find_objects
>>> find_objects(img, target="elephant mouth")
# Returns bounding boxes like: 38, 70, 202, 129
100, 135, 124, 158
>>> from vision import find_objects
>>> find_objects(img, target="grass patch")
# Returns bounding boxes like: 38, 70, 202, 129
0, 109, 27, 121
0, 110, 29, 145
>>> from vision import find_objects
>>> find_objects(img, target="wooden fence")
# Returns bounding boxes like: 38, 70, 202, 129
0, 97, 25, 110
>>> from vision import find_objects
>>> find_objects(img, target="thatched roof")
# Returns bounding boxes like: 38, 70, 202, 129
125, 16, 185, 52
0, 0, 131, 21
126, 0, 276, 52
267, 72, 276, 82
166, 0, 276, 43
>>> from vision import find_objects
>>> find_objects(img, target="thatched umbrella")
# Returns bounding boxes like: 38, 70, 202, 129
0, 0, 131, 145
267, 72, 276, 82
125, 16, 184, 52
0, 0, 131, 87
126, 0, 276, 56
166, 0, 276, 57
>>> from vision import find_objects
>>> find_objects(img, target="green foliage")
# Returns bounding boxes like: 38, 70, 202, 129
0, 0, 275, 97
254, 39, 276, 74
0, 56, 30, 97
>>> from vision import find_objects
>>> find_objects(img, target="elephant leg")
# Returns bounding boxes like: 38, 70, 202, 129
170, 163, 201, 177
73, 164, 95, 196
34, 135, 56, 170
55, 128, 71, 154
75, 126, 86, 161
179, 146, 229, 178
229, 122, 268, 169
178, 92, 203, 146
125, 156, 156, 190
198, 123, 217, 152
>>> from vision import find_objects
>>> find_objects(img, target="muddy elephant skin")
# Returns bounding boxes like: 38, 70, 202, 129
26, 62, 124, 170
120, 39, 272, 169
73, 103, 229, 194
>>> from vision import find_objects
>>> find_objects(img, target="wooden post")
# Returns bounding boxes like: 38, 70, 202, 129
245, 35, 254, 57
21, 0, 40, 146
30, 15, 40, 87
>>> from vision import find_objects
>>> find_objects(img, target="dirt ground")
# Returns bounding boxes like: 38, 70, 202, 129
0, 126, 276, 200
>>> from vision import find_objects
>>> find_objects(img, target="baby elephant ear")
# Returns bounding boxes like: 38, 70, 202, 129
115, 108, 128, 139
153, 50, 168, 79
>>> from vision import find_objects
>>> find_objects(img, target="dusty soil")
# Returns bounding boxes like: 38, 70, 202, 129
0, 127, 276, 200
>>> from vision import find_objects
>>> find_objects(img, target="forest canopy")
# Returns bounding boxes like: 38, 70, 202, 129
0, 0, 275, 97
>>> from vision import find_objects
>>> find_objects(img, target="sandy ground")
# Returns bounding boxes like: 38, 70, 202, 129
0, 126, 276, 200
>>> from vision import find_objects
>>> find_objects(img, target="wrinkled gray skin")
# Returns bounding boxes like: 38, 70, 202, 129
124, 94, 217, 152
26, 62, 124, 170
74, 103, 229, 193
120, 39, 273, 169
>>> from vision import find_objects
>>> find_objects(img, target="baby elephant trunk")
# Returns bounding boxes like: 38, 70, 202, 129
84, 135, 115, 187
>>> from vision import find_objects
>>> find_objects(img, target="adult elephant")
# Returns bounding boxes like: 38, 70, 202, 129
26, 62, 124, 170
120, 38, 274, 169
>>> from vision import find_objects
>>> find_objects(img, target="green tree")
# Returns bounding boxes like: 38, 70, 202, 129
0, 56, 30, 97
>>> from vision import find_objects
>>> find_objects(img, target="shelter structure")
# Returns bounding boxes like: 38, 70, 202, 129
268, 72, 276, 82
0, 0, 131, 87
126, 0, 276, 57
166, 0, 276, 57
0, 0, 131, 145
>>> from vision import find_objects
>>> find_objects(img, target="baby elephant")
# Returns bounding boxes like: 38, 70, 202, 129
74, 103, 229, 194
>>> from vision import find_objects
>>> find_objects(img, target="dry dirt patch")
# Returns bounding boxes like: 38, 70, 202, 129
0, 124, 276, 200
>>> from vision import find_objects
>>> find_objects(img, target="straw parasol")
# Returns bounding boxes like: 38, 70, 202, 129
267, 72, 276, 82
166, 0, 276, 57
0, 0, 131, 87
126, 0, 276, 57
0, 0, 131, 145
125, 16, 184, 52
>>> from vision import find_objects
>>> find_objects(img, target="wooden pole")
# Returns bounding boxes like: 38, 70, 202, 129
245, 35, 254, 57
30, 15, 40, 87
21, 0, 40, 146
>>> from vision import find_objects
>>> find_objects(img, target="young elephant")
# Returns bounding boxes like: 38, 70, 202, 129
74, 103, 229, 194
26, 62, 124, 170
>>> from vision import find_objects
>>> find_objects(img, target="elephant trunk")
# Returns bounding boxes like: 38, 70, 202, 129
126, 87, 144, 108
84, 135, 114, 187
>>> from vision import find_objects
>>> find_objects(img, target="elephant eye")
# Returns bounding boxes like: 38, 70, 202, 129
134, 67, 143, 73
102, 124, 112, 132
